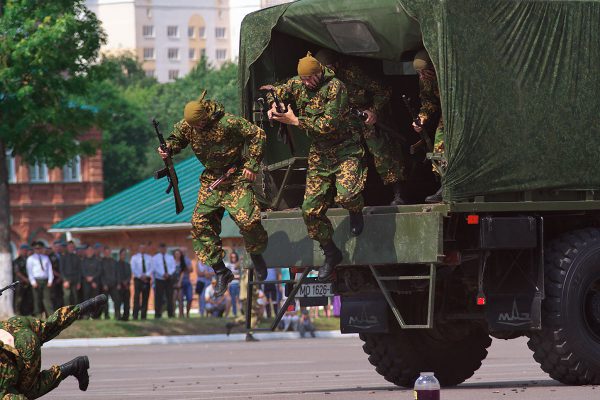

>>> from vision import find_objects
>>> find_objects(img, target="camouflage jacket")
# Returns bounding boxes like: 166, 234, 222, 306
335, 59, 391, 115
418, 74, 444, 130
166, 102, 266, 177
267, 67, 355, 145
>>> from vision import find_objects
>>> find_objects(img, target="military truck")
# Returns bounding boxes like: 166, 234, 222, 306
238, 0, 600, 387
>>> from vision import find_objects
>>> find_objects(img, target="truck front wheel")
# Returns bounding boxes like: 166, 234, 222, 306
527, 228, 600, 384
360, 323, 491, 387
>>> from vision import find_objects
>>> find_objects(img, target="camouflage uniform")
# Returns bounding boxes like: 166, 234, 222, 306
268, 68, 366, 245
0, 305, 81, 399
336, 60, 404, 184
166, 102, 268, 267
418, 74, 444, 174
233, 267, 262, 331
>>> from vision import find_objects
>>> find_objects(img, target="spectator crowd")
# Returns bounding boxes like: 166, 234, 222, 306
12, 240, 329, 337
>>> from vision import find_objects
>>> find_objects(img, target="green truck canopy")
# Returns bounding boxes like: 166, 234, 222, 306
239, 0, 600, 202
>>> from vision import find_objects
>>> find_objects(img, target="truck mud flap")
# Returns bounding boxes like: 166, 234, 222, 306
341, 294, 389, 334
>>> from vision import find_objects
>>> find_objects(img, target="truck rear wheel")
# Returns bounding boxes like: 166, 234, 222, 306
527, 228, 600, 384
359, 323, 491, 387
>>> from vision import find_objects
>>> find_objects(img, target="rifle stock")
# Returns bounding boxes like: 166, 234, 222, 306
152, 118, 184, 214
401, 94, 433, 152
266, 89, 296, 156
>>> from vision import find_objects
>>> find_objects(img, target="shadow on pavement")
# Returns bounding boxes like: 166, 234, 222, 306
449, 379, 561, 390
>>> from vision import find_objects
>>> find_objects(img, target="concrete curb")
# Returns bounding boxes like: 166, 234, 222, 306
44, 331, 358, 348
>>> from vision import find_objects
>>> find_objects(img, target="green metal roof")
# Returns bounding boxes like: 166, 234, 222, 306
50, 157, 241, 237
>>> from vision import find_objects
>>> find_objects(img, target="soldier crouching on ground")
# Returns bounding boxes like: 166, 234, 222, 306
158, 91, 269, 297
263, 52, 367, 282
315, 49, 408, 205
413, 49, 444, 203
0, 295, 107, 399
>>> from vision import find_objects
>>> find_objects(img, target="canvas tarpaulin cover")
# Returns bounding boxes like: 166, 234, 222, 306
239, 0, 600, 202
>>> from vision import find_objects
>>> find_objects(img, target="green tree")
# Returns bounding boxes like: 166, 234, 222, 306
0, 0, 105, 317
83, 54, 157, 196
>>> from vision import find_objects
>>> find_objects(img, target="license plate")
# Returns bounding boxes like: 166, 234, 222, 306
296, 282, 334, 298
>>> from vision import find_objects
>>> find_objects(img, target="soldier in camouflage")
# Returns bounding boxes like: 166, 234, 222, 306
0, 295, 106, 399
225, 262, 263, 342
315, 49, 408, 205
413, 49, 444, 203
158, 91, 269, 297
264, 52, 367, 282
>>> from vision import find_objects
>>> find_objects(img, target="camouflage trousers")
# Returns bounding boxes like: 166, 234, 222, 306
432, 127, 445, 176
0, 305, 81, 399
191, 175, 268, 267
234, 283, 262, 331
352, 120, 405, 185
302, 142, 367, 245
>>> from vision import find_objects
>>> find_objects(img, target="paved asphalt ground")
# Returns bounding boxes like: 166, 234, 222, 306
42, 336, 598, 400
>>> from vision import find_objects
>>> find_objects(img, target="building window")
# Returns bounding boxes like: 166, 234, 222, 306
167, 25, 179, 38
5, 150, 16, 183
216, 49, 227, 60
63, 155, 81, 182
142, 25, 154, 38
145, 69, 155, 78
188, 26, 195, 38
215, 27, 226, 39
189, 48, 196, 60
168, 48, 179, 60
143, 47, 155, 60
168, 70, 179, 80
200, 48, 206, 58
198, 27, 206, 38
29, 162, 48, 183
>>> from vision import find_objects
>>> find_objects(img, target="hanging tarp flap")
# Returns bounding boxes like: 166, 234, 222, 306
401, 0, 600, 200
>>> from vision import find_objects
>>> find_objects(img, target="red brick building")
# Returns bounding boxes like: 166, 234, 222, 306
8, 128, 104, 252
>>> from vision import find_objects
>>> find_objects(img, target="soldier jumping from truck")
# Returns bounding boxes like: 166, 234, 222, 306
262, 52, 367, 282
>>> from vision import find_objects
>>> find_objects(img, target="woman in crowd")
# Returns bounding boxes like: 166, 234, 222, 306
173, 249, 193, 318
224, 251, 241, 316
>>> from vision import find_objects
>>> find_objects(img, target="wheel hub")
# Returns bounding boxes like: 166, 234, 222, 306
584, 279, 600, 341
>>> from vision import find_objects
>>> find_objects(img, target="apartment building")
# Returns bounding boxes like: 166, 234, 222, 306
86, 0, 293, 82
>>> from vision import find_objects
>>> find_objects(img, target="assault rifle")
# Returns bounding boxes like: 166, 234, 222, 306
350, 108, 408, 145
262, 86, 296, 156
0, 281, 19, 296
153, 118, 184, 214
401, 95, 433, 154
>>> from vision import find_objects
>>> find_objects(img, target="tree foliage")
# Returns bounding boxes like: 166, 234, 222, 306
0, 0, 106, 166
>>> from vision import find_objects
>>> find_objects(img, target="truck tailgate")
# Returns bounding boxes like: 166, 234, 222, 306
261, 206, 446, 267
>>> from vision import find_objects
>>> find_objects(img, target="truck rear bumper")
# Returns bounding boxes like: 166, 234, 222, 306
261, 205, 447, 267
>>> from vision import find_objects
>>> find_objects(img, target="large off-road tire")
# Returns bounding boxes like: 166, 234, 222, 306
359, 324, 491, 387
527, 228, 600, 385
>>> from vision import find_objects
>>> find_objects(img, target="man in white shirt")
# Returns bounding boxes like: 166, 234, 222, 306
26, 241, 54, 317
130, 243, 153, 320
152, 243, 176, 318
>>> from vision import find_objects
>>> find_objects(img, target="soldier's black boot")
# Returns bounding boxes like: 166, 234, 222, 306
425, 186, 443, 203
390, 181, 407, 205
212, 260, 234, 297
59, 356, 90, 391
245, 333, 259, 342
77, 294, 107, 318
318, 241, 343, 282
349, 211, 364, 236
250, 253, 268, 282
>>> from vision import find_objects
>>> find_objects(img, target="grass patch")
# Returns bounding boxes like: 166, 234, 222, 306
57, 315, 340, 339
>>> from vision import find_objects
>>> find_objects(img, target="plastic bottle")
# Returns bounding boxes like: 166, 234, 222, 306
413, 372, 440, 400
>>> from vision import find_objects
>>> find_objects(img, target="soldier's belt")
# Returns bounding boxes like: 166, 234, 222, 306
313, 137, 348, 150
